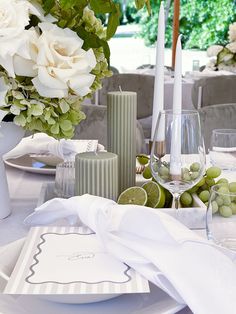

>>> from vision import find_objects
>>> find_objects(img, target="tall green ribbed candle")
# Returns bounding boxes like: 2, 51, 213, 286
75, 152, 118, 201
107, 91, 137, 194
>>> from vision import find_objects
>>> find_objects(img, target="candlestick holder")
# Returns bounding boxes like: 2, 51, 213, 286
150, 110, 206, 211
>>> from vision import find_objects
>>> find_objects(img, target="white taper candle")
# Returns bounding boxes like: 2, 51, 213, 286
151, 1, 165, 141
170, 35, 182, 177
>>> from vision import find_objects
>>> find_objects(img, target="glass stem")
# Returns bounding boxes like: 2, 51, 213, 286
173, 193, 181, 210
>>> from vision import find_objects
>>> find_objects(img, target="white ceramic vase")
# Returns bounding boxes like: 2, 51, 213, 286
0, 122, 25, 219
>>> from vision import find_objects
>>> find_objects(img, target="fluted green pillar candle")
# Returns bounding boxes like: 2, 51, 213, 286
107, 91, 137, 194
75, 152, 118, 201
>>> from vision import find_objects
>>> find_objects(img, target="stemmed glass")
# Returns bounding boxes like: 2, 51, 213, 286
150, 110, 206, 210
209, 129, 236, 171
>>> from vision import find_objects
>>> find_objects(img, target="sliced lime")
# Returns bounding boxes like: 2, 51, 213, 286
117, 187, 147, 206
137, 154, 149, 165
142, 181, 165, 208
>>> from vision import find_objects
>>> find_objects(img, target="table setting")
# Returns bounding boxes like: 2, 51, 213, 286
0, 1, 236, 314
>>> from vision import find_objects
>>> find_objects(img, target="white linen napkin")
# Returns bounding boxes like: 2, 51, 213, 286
4, 133, 105, 161
24, 194, 236, 314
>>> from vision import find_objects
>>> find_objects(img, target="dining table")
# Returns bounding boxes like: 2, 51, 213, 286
0, 159, 235, 314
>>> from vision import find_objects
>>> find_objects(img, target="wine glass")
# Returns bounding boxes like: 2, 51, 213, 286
150, 110, 206, 210
209, 129, 236, 171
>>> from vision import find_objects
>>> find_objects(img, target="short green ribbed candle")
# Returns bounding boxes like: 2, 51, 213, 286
75, 152, 118, 201
107, 91, 137, 194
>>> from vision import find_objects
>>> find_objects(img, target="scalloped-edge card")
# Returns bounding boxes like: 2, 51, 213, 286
4, 226, 149, 295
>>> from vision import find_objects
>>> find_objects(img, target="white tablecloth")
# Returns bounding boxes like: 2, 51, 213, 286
1, 163, 235, 314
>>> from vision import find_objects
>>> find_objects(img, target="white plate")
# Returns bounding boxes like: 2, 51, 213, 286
30, 154, 63, 167
0, 239, 185, 314
4, 155, 56, 175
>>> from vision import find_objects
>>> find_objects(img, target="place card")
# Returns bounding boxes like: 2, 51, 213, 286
4, 226, 149, 295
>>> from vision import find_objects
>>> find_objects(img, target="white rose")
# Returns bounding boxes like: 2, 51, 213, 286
32, 22, 97, 98
205, 58, 217, 71
0, 0, 42, 77
207, 45, 223, 57
13, 27, 39, 78
229, 22, 236, 42
226, 42, 236, 53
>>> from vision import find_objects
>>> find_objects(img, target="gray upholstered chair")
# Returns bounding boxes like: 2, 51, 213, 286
74, 104, 146, 153
192, 75, 236, 109
98, 73, 154, 139
198, 103, 236, 151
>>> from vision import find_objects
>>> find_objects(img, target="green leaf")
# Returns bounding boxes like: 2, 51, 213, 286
106, 3, 120, 40
60, 119, 72, 131
14, 114, 26, 127
76, 26, 101, 49
50, 123, 60, 134
42, 0, 55, 14
90, 0, 113, 14
59, 99, 70, 113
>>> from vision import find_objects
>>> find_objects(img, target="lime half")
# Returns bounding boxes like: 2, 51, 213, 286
117, 187, 148, 206
142, 181, 165, 208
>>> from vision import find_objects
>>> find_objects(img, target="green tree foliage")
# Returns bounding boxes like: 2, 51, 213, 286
137, 0, 236, 49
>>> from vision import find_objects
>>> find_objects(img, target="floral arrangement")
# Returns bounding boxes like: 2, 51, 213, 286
0, 0, 129, 139
206, 22, 236, 73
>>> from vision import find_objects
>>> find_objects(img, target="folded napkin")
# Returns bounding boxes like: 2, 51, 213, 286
24, 194, 236, 314
4, 133, 105, 161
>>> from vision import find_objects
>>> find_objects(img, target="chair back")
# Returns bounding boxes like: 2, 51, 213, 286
98, 73, 154, 119
192, 75, 236, 109
198, 103, 236, 151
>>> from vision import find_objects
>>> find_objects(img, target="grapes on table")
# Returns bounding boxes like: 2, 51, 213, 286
180, 192, 193, 207
136, 155, 236, 216
206, 167, 221, 179
219, 205, 232, 218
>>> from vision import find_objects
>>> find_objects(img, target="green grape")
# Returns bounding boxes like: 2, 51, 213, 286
191, 172, 199, 180
180, 192, 193, 207
211, 201, 218, 214
190, 162, 200, 172
183, 173, 191, 181
199, 190, 210, 202
219, 205, 232, 218
205, 178, 215, 187
143, 166, 152, 179
218, 186, 229, 194
223, 196, 231, 206
137, 154, 149, 165
182, 167, 190, 174
196, 177, 205, 187
230, 202, 236, 214
215, 196, 224, 206
161, 175, 170, 181
159, 166, 169, 177
188, 186, 199, 194
206, 166, 221, 179
229, 182, 236, 193
216, 178, 229, 185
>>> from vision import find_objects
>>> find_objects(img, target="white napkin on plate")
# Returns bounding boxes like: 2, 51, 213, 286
24, 194, 236, 314
4, 133, 105, 161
